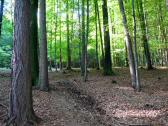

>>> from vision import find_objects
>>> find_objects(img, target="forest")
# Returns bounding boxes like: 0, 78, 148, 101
0, 0, 168, 125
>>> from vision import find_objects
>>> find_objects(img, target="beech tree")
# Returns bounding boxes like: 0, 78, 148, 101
102, 0, 113, 75
31, 0, 39, 86
0, 0, 4, 36
137, 0, 153, 70
39, 0, 49, 91
9, 0, 37, 125
66, 0, 71, 70
118, 0, 136, 88
81, 0, 85, 76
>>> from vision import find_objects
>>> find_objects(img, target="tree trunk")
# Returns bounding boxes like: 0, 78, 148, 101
81, 0, 85, 76
96, 0, 104, 66
84, 0, 89, 81
59, 13, 63, 71
102, 0, 113, 75
31, 0, 39, 86
9, 0, 37, 125
78, 0, 82, 68
132, 0, 140, 91
94, 0, 100, 70
137, 0, 153, 70
118, 0, 136, 88
0, 0, 4, 36
39, 0, 49, 91
66, 0, 71, 70
54, 0, 58, 72
49, 31, 53, 71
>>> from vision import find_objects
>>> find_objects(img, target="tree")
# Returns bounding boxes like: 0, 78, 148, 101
0, 0, 4, 36
54, 0, 58, 71
118, 0, 136, 88
137, 0, 153, 70
84, 0, 89, 81
59, 1, 63, 71
81, 0, 85, 76
102, 0, 113, 75
9, 0, 37, 125
132, 0, 140, 91
95, 0, 104, 67
66, 0, 71, 70
94, 0, 100, 70
39, 0, 49, 91
31, 0, 39, 86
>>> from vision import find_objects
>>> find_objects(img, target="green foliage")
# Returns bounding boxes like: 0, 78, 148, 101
1, 0, 168, 68
0, 16, 13, 68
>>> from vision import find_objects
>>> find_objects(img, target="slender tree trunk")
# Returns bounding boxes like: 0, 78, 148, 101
125, 42, 129, 67
78, 0, 82, 68
66, 0, 71, 70
49, 31, 53, 71
94, 0, 100, 70
9, 0, 37, 125
96, 0, 104, 66
59, 14, 63, 71
84, 0, 89, 81
39, 0, 49, 91
81, 0, 85, 76
31, 0, 39, 86
0, 0, 4, 36
118, 0, 136, 88
137, 0, 153, 70
132, 0, 140, 91
54, 0, 58, 71
102, 0, 113, 75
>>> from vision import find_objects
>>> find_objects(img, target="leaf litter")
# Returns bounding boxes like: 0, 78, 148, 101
0, 68, 168, 126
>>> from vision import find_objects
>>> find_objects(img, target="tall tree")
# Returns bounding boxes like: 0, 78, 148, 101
66, 0, 71, 70
96, 0, 104, 67
0, 0, 4, 36
31, 0, 39, 86
94, 0, 100, 70
118, 0, 136, 88
54, 0, 58, 71
102, 0, 113, 75
84, 0, 89, 81
132, 0, 140, 91
39, 0, 49, 91
9, 0, 37, 125
78, 0, 82, 68
137, 0, 153, 70
59, 6, 63, 71
81, 0, 85, 76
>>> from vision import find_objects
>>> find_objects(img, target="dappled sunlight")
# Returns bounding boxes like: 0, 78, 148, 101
114, 86, 134, 91
113, 109, 162, 118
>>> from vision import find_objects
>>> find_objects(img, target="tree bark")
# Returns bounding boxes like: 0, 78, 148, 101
81, 0, 85, 76
54, 0, 58, 72
31, 0, 39, 86
137, 0, 153, 70
9, 0, 37, 125
84, 0, 89, 81
118, 0, 136, 88
94, 0, 100, 70
66, 0, 71, 70
96, 0, 104, 66
132, 0, 140, 91
102, 0, 113, 75
39, 0, 49, 91
78, 0, 82, 68
0, 0, 4, 36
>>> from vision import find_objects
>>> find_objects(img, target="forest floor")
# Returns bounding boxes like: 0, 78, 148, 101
0, 68, 168, 126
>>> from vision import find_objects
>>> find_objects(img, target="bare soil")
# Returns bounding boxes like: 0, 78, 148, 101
0, 68, 168, 126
